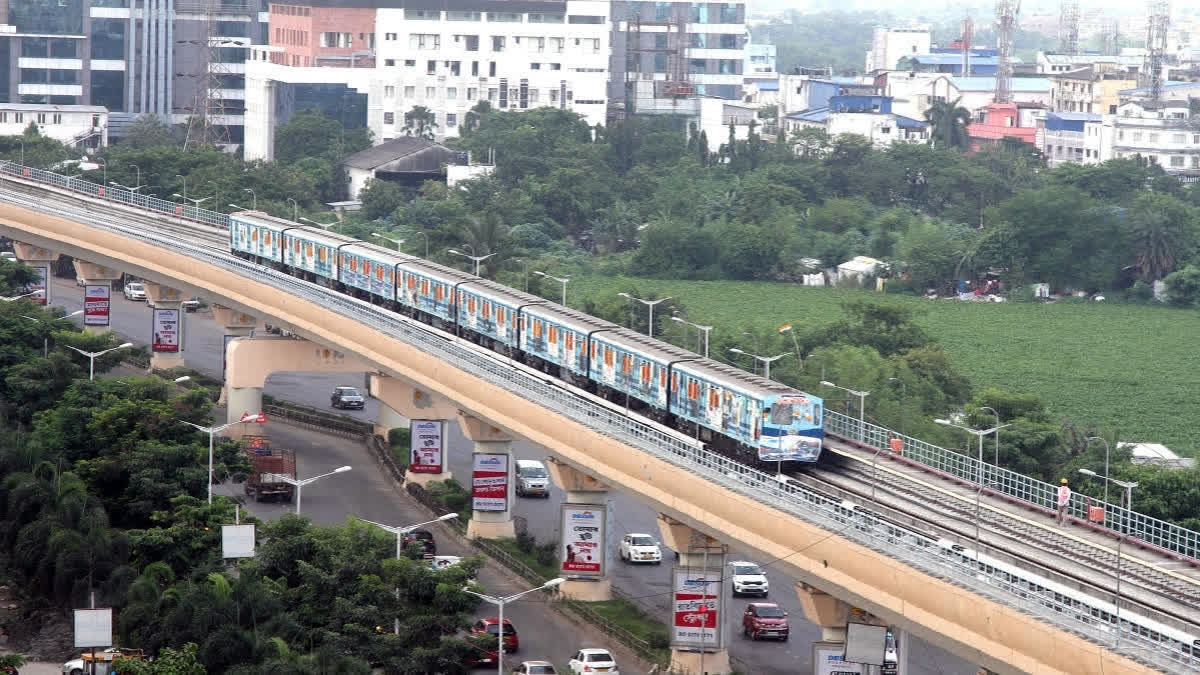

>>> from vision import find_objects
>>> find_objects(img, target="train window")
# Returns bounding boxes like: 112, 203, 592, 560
672, 373, 678, 390
708, 389, 719, 408
640, 363, 651, 384
497, 307, 505, 324
265, 232, 272, 246
771, 403, 793, 424
621, 354, 632, 374
660, 369, 667, 388
421, 280, 430, 295
548, 326, 558, 344
482, 301, 490, 318
564, 332, 573, 350
468, 298, 476, 313
306, 244, 313, 256
591, 342, 597, 358
387, 269, 394, 282
376, 267, 384, 280
435, 285, 444, 300
294, 239, 301, 252
364, 261, 372, 275
686, 379, 699, 400
251, 229, 258, 242
604, 347, 614, 367
318, 248, 327, 262
407, 275, 416, 289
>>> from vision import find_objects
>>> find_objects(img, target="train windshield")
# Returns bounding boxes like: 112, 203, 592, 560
770, 404, 793, 425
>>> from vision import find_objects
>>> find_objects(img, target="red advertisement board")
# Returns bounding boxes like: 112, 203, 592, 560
409, 420, 444, 474
671, 568, 723, 649
471, 453, 508, 511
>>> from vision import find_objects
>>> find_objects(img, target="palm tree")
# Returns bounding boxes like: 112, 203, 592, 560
402, 106, 438, 140
924, 98, 972, 151
1130, 206, 1181, 281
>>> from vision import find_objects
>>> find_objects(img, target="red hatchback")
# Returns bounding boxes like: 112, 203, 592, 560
470, 617, 519, 653
743, 603, 789, 641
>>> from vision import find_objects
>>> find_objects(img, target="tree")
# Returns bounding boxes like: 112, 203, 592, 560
274, 109, 371, 165
1163, 264, 1200, 307
122, 115, 179, 149
924, 98, 972, 152
1126, 192, 1198, 281
897, 218, 973, 289
359, 178, 405, 221
116, 642, 205, 675
402, 106, 438, 140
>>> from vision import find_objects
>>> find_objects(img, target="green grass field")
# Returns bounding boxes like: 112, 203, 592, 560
571, 276, 1200, 456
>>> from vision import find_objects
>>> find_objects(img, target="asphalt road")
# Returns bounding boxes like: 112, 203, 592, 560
46, 274, 978, 675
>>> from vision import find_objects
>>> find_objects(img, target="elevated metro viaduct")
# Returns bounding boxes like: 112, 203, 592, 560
0, 192, 1162, 675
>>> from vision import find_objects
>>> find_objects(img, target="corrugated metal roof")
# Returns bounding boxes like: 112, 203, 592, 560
1048, 112, 1102, 121
948, 76, 1051, 92
1118, 81, 1200, 95
343, 137, 454, 171
785, 107, 830, 122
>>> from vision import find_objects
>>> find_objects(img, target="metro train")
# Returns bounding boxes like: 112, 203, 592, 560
228, 210, 824, 466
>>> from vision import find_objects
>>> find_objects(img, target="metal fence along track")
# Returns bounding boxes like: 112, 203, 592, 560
2, 170, 1198, 672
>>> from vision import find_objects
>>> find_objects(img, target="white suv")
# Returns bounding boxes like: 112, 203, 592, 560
730, 560, 769, 597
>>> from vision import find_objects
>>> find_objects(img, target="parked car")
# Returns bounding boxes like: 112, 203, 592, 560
742, 602, 789, 641
515, 459, 550, 497
618, 533, 662, 564
404, 528, 436, 556
512, 661, 557, 674
181, 297, 201, 312
63, 647, 145, 675
470, 617, 518, 653
729, 560, 769, 597
75, 276, 86, 287
567, 648, 619, 674
331, 385, 365, 409
123, 282, 146, 301
0, 251, 16, 262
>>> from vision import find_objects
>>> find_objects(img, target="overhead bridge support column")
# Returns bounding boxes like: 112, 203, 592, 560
11, 242, 58, 306
369, 373, 459, 485
212, 305, 258, 406
796, 583, 853, 643
72, 261, 122, 334
224, 337, 372, 437
458, 412, 515, 540
546, 458, 612, 601
656, 515, 731, 675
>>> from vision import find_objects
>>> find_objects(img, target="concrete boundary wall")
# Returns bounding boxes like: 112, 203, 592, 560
0, 203, 1161, 675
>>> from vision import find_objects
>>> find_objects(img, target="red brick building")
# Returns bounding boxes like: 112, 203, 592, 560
268, 3, 377, 67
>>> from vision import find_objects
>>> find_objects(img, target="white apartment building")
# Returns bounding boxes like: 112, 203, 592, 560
745, 43, 776, 77
0, 104, 108, 148
1108, 100, 1200, 177
1040, 112, 1108, 167
373, 1, 610, 140
864, 25, 931, 73
244, 0, 611, 161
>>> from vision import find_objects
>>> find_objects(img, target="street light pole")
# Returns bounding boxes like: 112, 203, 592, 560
358, 513, 459, 635
888, 378, 907, 437
617, 293, 673, 338
243, 187, 257, 210
533, 271, 569, 305
979, 406, 1002, 466
731, 348, 790, 380
22, 311, 83, 357
372, 232, 404, 250
65, 342, 135, 381
671, 315, 713, 358
181, 419, 241, 504
463, 578, 565, 675
1076, 466, 1136, 650
1085, 436, 1112, 507
272, 465, 352, 515
287, 197, 299, 222
936, 419, 1010, 565
176, 174, 187, 202
131, 164, 141, 190
448, 249, 497, 276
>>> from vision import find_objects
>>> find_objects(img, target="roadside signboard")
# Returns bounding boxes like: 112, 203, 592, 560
221, 524, 256, 558
410, 420, 444, 473
84, 284, 110, 326
560, 504, 606, 577
27, 264, 48, 305
814, 641, 864, 675
670, 567, 723, 649
152, 308, 181, 352
471, 453, 508, 511
73, 608, 113, 648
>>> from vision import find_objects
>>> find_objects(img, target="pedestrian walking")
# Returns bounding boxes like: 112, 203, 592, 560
1056, 478, 1071, 525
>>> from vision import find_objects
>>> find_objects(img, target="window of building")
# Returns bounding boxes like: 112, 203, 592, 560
720, 33, 738, 49
1192, 156, 1200, 168
1172, 133, 1186, 144
492, 36, 506, 51
455, 34, 480, 51
467, 87, 477, 100
1132, 132, 1142, 142
36, 113, 46, 124
1170, 155, 1184, 167
550, 89, 558, 103
531, 62, 540, 70
447, 87, 457, 100
487, 12, 522, 22
425, 86, 436, 98
449, 60, 460, 75
447, 10, 481, 21
13, 113, 22, 123
405, 59, 416, 67
1149, 133, 1159, 143
384, 112, 395, 124
528, 13, 564, 23
487, 87, 498, 102
489, 61, 497, 76
447, 113, 457, 127
471, 61, 479, 76
568, 14, 604, 23
404, 86, 415, 98
550, 62, 561, 70
550, 37, 564, 52
320, 32, 352, 48
385, 85, 395, 97
51, 113, 62, 124
719, 3, 739, 23
411, 34, 440, 49
385, 32, 398, 40
404, 9, 440, 19
427, 59, 437, 74
384, 58, 396, 66
528, 88, 538, 103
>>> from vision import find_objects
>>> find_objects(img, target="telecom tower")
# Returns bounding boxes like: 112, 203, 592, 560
1098, 18, 1120, 56
1059, 0, 1080, 56
959, 17, 974, 76
183, 0, 232, 148
995, 0, 1020, 104
1143, 0, 1170, 103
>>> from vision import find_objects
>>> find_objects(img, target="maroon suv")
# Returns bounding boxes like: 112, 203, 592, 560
743, 602, 789, 641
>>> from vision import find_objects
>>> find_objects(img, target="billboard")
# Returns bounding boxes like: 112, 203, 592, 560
83, 284, 111, 326
409, 420, 445, 474
73, 608, 113, 648
670, 567, 723, 649
813, 642, 864, 675
152, 308, 181, 352
471, 453, 508, 511
560, 504, 606, 577
27, 264, 48, 305
222, 524, 256, 559
844, 622, 889, 666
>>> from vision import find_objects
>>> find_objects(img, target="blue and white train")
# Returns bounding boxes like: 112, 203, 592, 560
229, 211, 824, 465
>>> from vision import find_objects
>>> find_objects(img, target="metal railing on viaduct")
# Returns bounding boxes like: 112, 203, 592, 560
2, 162, 1197, 673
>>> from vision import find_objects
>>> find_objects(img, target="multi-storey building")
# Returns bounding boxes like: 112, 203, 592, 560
1047, 65, 1136, 115
244, 0, 611, 160
1040, 111, 1106, 167
864, 24, 930, 73
744, 42, 775, 77
1108, 99, 1200, 178
0, 0, 266, 141
0, 102, 108, 146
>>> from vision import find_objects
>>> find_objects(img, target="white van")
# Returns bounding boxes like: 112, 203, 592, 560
515, 459, 550, 498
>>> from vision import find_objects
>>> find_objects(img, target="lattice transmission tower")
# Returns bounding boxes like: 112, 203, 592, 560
183, 0, 232, 148
995, 0, 1020, 104
1059, 0, 1080, 56
1143, 0, 1170, 103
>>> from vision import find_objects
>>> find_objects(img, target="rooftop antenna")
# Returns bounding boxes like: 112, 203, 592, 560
995, 0, 1021, 104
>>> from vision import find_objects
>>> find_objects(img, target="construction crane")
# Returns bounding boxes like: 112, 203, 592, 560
995, 0, 1021, 104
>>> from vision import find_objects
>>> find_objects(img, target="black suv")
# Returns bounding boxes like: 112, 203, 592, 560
331, 386, 365, 410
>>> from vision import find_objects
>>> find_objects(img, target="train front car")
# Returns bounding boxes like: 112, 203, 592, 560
759, 392, 824, 464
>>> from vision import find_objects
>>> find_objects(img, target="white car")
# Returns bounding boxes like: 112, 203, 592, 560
568, 648, 619, 674
123, 282, 146, 301
729, 560, 769, 597
0, 251, 16, 262
618, 533, 662, 564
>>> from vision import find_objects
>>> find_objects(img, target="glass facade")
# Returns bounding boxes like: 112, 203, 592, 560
92, 19, 125, 59
10, 0, 84, 34
285, 83, 367, 129
92, 71, 125, 112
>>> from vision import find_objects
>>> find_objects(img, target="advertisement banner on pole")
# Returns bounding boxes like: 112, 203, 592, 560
471, 453, 508, 511
152, 308, 181, 352
73, 608, 113, 648
221, 524, 256, 559
27, 264, 48, 305
409, 420, 444, 473
670, 567, 723, 649
560, 504, 606, 577
83, 284, 111, 326
813, 641, 864, 675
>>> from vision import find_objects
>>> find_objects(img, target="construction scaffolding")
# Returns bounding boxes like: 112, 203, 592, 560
1143, 0, 1170, 103
626, 9, 696, 115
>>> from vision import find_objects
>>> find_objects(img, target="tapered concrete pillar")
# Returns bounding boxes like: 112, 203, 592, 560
796, 583, 853, 642
369, 373, 458, 485
212, 305, 257, 405
657, 515, 731, 675
459, 413, 515, 540
224, 336, 372, 436
142, 282, 186, 370
72, 261, 121, 334
546, 457, 612, 601
11, 242, 58, 306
